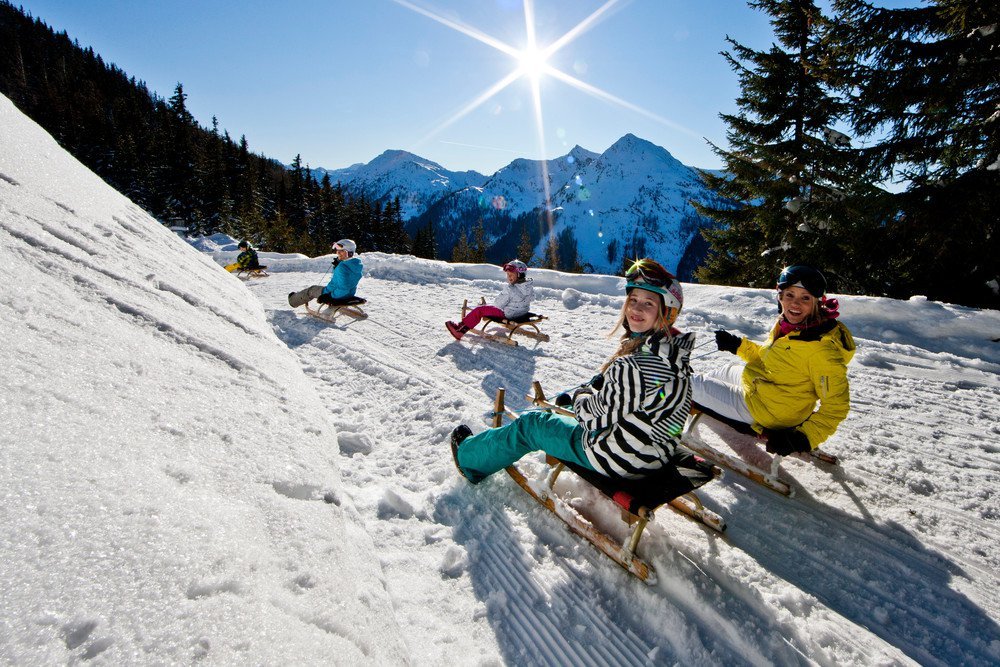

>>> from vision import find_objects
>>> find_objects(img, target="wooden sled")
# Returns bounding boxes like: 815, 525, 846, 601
524, 382, 726, 533
680, 405, 839, 497
459, 298, 549, 347
494, 386, 723, 584
235, 266, 269, 279
304, 296, 368, 321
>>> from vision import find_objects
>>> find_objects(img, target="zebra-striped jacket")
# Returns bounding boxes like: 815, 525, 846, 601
573, 331, 695, 479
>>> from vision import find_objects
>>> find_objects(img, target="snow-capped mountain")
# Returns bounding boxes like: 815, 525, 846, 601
311, 150, 486, 220
546, 133, 727, 276
314, 137, 727, 279
474, 145, 601, 220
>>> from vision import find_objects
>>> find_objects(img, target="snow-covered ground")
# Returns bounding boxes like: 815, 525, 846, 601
3, 93, 1000, 665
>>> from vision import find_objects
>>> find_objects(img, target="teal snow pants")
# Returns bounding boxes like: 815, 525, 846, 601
456, 410, 598, 483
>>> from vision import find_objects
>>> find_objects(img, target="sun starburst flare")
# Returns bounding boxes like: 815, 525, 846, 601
394, 0, 695, 228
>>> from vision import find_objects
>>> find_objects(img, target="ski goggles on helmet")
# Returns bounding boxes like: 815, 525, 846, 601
625, 260, 674, 289
625, 260, 682, 310
502, 260, 527, 274
777, 265, 826, 297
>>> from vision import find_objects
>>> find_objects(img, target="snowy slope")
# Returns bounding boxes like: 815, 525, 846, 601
0, 94, 406, 664
4, 90, 1000, 666
236, 256, 1000, 666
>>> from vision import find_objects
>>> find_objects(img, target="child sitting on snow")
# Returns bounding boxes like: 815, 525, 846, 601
445, 260, 533, 340
287, 239, 363, 308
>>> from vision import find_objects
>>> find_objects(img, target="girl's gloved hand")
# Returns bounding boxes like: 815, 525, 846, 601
715, 330, 742, 354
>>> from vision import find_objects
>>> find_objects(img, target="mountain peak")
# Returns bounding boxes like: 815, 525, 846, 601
369, 149, 441, 171
607, 133, 655, 153
601, 133, 685, 170
565, 145, 599, 165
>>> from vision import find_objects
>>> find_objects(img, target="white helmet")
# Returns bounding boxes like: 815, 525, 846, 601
502, 259, 528, 274
333, 239, 357, 254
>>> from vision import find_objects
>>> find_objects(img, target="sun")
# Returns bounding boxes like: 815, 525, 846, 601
516, 45, 549, 81
392, 0, 690, 230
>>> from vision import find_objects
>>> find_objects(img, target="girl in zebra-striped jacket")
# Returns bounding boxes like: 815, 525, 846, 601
574, 327, 694, 478
450, 258, 696, 484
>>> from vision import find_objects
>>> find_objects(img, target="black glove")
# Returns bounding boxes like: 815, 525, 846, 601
554, 392, 573, 408
588, 374, 605, 391
715, 330, 742, 354
332, 258, 341, 268
764, 428, 811, 456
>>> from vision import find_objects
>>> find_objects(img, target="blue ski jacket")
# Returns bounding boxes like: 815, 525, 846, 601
322, 256, 363, 299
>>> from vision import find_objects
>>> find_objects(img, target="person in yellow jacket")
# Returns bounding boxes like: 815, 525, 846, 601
225, 240, 260, 272
692, 265, 855, 456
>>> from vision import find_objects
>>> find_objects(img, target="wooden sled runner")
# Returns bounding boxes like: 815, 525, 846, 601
494, 383, 724, 584
225, 262, 269, 279
235, 266, 269, 279
459, 298, 549, 347
681, 404, 839, 497
304, 296, 368, 321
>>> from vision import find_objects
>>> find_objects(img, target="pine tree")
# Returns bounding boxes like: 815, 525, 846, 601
517, 223, 535, 265
831, 0, 999, 306
542, 233, 560, 270
471, 219, 487, 263
451, 232, 472, 263
557, 227, 585, 273
386, 196, 411, 253
695, 0, 860, 290
412, 221, 437, 259
162, 83, 202, 229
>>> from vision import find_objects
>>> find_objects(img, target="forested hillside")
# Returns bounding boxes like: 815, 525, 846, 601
0, 1, 411, 257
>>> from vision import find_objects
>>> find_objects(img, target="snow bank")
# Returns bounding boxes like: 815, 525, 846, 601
0, 94, 406, 664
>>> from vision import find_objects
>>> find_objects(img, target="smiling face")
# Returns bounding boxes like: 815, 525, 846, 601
779, 286, 819, 325
625, 288, 662, 334
505, 270, 519, 284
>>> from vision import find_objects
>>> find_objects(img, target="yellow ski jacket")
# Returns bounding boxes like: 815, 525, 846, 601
737, 319, 855, 448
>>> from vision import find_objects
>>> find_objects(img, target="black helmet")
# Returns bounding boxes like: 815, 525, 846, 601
777, 265, 826, 297
238, 240, 250, 249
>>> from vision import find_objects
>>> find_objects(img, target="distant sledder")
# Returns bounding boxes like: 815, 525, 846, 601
449, 259, 721, 583
287, 239, 367, 320
445, 259, 548, 346
684, 265, 855, 495
225, 240, 268, 278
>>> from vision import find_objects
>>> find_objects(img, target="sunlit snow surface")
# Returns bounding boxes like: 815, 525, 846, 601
3, 93, 1000, 665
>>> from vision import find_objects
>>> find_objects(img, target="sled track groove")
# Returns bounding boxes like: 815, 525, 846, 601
474, 500, 655, 666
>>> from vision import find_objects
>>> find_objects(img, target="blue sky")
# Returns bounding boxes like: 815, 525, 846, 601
21, 1, 807, 174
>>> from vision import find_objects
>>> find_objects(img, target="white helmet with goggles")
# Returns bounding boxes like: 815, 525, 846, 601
625, 259, 683, 312
333, 239, 357, 254
502, 259, 528, 274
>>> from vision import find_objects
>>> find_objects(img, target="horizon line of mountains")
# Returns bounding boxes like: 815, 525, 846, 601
306, 133, 728, 280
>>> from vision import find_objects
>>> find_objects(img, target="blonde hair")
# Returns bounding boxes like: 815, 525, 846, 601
598, 292, 678, 373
